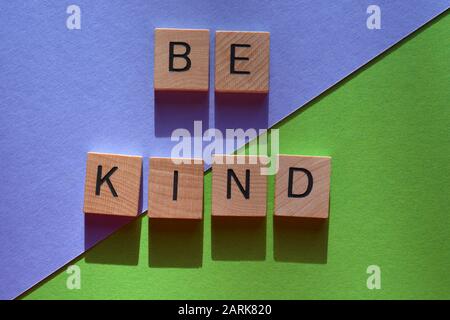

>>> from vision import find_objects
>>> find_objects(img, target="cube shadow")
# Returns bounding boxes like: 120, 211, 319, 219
273, 216, 329, 264
211, 216, 266, 261
148, 218, 203, 268
214, 92, 269, 134
84, 214, 142, 266
154, 91, 209, 137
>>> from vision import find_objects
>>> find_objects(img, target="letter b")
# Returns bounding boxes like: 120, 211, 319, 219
169, 42, 191, 72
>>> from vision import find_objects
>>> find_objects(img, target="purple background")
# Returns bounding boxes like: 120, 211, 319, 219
0, 1, 448, 299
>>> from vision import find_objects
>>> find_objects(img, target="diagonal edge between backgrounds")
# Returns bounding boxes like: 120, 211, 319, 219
267, 7, 449, 132
208, 8, 450, 172
15, 213, 148, 300
14, 8, 449, 300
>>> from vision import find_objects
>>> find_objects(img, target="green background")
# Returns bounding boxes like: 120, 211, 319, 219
22, 14, 449, 299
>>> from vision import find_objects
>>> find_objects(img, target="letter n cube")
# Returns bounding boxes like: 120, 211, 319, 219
212, 155, 268, 217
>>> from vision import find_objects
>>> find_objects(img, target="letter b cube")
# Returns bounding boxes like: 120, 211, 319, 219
154, 28, 210, 92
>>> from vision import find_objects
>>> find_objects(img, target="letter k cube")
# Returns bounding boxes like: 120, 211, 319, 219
83, 152, 143, 217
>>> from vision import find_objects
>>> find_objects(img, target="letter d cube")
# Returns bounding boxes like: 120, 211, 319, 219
274, 155, 331, 218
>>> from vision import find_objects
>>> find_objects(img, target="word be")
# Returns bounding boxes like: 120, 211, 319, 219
154, 28, 270, 93
83, 152, 331, 219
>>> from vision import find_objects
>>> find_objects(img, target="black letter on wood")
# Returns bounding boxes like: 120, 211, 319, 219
230, 44, 251, 74
288, 168, 313, 198
227, 169, 250, 199
169, 42, 192, 72
96, 165, 118, 197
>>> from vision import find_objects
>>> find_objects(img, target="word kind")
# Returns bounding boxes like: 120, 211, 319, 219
83, 153, 331, 219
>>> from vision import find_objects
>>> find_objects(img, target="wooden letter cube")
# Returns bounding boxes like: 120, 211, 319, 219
154, 28, 210, 92
148, 158, 204, 219
212, 155, 268, 217
83, 152, 143, 217
215, 31, 270, 93
274, 155, 331, 218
